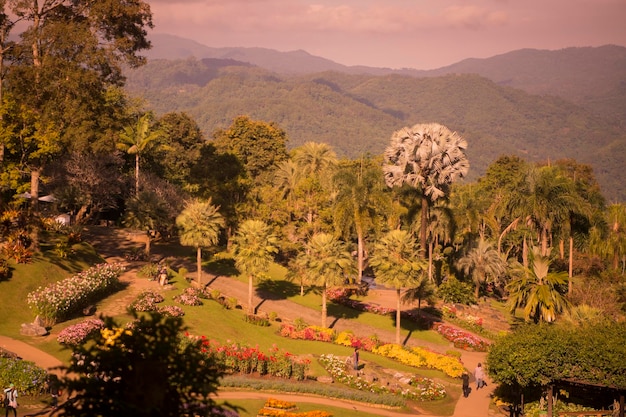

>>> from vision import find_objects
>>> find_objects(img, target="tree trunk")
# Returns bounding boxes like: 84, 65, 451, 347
145, 232, 151, 257
197, 246, 203, 286
547, 385, 553, 417
428, 241, 433, 282
395, 288, 401, 345
420, 195, 428, 258
135, 153, 140, 197
248, 274, 254, 315
321, 283, 328, 328
568, 236, 573, 295
356, 224, 364, 283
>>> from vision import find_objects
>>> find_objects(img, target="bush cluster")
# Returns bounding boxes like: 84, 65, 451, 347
0, 357, 48, 396
27, 263, 125, 325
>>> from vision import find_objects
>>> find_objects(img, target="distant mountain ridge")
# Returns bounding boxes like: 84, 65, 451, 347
129, 34, 626, 202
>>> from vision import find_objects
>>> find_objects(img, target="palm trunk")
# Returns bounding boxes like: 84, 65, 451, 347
395, 288, 401, 344
135, 153, 140, 197
248, 274, 254, 315
568, 236, 573, 295
321, 283, 328, 328
197, 246, 203, 286
356, 224, 364, 283
420, 195, 428, 258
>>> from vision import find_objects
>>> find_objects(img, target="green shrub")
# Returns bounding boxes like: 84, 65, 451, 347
0, 357, 48, 396
437, 276, 476, 304
244, 314, 270, 327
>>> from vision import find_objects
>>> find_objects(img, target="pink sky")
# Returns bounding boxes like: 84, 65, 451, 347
146, 0, 626, 70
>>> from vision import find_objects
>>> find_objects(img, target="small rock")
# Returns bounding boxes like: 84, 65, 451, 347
317, 376, 333, 384
20, 322, 48, 337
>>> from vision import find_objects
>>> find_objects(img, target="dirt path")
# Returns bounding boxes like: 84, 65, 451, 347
3, 226, 497, 417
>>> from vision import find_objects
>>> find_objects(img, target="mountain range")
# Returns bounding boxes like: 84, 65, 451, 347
124, 34, 626, 202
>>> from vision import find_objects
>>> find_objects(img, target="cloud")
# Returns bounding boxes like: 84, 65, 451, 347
442, 5, 509, 30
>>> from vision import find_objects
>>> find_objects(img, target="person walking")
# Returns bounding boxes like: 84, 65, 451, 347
3, 383, 17, 417
461, 372, 471, 397
474, 362, 486, 389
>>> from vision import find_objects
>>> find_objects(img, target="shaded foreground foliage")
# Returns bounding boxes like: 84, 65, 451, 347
55, 312, 235, 417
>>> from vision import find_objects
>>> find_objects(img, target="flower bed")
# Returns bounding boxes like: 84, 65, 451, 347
279, 323, 463, 378
319, 354, 446, 401
57, 318, 105, 346
185, 334, 310, 380
432, 323, 489, 352
27, 263, 125, 325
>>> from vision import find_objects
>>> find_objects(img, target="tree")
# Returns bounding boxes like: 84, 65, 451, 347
457, 238, 507, 298
332, 158, 390, 283
231, 219, 278, 315
213, 116, 288, 186
506, 247, 570, 323
1, 0, 152, 206
117, 112, 163, 197
57, 312, 232, 417
382, 123, 469, 256
296, 233, 354, 328
176, 198, 224, 286
154, 112, 205, 191
123, 190, 170, 257
369, 229, 427, 344
487, 322, 626, 413
589, 203, 626, 273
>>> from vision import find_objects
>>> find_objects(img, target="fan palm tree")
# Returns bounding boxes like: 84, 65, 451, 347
296, 233, 354, 328
231, 220, 278, 315
123, 191, 169, 257
382, 123, 469, 255
457, 238, 507, 298
117, 112, 162, 197
370, 229, 427, 344
176, 198, 224, 286
506, 246, 570, 323
332, 158, 391, 283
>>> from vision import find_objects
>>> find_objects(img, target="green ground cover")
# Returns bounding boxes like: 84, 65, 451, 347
0, 233, 463, 415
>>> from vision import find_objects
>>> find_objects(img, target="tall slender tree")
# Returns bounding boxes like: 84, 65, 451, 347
382, 123, 469, 256
117, 113, 162, 197
176, 198, 224, 286
296, 233, 354, 328
231, 220, 278, 315
332, 158, 390, 283
369, 229, 427, 344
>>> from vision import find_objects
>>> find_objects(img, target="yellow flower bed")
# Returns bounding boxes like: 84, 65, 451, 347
372, 344, 464, 377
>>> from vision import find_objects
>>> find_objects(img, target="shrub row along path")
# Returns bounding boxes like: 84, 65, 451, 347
0, 226, 496, 417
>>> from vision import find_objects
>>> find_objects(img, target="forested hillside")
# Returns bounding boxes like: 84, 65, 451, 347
124, 58, 626, 202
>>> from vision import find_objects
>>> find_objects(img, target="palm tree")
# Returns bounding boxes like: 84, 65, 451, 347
383, 123, 469, 255
117, 112, 162, 197
176, 198, 224, 286
296, 233, 354, 328
401, 276, 436, 317
506, 246, 571, 323
457, 238, 507, 298
506, 165, 580, 257
292, 142, 337, 227
332, 158, 390, 283
369, 229, 427, 344
589, 203, 626, 273
123, 190, 170, 257
231, 220, 279, 315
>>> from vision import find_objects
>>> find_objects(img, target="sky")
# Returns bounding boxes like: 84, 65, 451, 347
147, 0, 626, 70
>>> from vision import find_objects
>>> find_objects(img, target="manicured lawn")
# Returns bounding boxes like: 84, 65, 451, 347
1, 233, 463, 416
